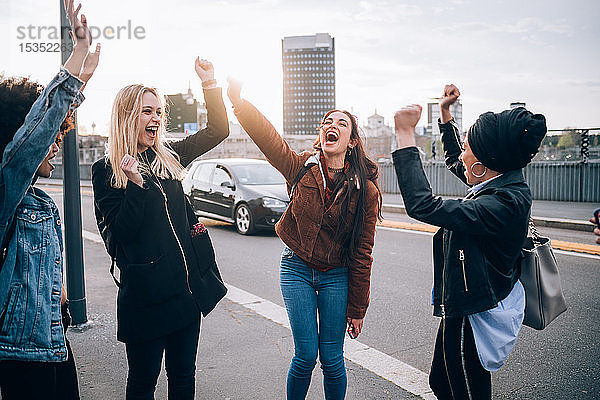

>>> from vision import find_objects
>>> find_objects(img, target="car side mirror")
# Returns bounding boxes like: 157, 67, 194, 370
221, 181, 235, 190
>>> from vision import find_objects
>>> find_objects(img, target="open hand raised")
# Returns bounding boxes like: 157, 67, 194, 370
62, 1, 96, 78
80, 43, 101, 85
64, 0, 92, 49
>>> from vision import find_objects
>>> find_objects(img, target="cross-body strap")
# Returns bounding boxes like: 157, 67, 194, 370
528, 218, 542, 246
290, 161, 317, 199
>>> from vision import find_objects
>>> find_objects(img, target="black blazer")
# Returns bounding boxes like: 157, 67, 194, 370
92, 88, 228, 343
392, 120, 531, 318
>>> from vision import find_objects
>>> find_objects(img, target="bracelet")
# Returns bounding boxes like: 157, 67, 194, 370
202, 79, 217, 88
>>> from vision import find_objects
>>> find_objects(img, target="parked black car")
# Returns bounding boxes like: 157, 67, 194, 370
182, 158, 290, 235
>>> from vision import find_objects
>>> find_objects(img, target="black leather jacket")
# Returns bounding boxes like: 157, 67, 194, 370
392, 120, 531, 318
92, 88, 228, 342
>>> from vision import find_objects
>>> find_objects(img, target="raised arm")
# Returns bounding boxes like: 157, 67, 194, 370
438, 84, 467, 184
227, 78, 304, 183
0, 0, 97, 242
392, 105, 529, 235
170, 58, 229, 167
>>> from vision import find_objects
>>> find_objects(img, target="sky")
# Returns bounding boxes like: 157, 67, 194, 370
1, 0, 599, 136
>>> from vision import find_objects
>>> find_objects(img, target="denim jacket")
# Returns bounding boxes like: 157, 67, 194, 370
0, 68, 83, 361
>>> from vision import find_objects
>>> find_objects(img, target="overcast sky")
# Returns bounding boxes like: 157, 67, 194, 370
1, 0, 599, 135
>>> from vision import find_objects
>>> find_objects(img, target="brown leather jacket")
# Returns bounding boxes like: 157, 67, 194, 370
234, 100, 378, 319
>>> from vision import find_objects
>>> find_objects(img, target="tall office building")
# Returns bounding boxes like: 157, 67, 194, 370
427, 100, 463, 137
282, 33, 335, 136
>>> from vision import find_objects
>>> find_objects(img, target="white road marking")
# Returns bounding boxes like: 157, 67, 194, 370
377, 226, 435, 236
82, 230, 104, 244
553, 249, 600, 260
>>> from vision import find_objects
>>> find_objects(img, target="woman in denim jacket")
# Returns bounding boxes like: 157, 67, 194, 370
0, 2, 99, 398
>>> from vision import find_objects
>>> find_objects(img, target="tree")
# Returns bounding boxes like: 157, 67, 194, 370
557, 128, 578, 149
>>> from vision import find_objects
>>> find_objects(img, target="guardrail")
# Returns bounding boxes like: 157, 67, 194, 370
378, 161, 600, 202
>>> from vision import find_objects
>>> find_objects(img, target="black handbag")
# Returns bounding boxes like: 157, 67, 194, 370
185, 200, 227, 317
519, 220, 567, 330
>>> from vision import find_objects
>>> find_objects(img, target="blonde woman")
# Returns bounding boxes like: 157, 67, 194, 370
91, 58, 228, 400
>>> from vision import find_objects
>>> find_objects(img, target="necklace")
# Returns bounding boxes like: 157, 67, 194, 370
327, 166, 344, 173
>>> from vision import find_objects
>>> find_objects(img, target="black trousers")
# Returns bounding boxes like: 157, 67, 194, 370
125, 318, 201, 400
429, 316, 491, 400
0, 337, 80, 400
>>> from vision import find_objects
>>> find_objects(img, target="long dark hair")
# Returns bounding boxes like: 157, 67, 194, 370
314, 109, 383, 265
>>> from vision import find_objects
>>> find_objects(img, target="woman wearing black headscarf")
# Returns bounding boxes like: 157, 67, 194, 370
392, 85, 547, 400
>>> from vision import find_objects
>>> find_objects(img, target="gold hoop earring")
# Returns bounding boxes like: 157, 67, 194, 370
347, 146, 353, 156
470, 161, 487, 178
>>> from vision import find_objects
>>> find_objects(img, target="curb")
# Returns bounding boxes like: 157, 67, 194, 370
382, 204, 594, 233
378, 220, 600, 256
530, 217, 594, 233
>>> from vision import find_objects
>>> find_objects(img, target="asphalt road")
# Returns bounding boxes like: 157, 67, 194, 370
35, 186, 600, 399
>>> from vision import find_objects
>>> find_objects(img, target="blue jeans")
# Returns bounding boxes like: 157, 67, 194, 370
125, 319, 200, 400
280, 246, 348, 400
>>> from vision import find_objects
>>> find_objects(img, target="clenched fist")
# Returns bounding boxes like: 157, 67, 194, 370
195, 57, 215, 85
440, 84, 460, 110
395, 104, 422, 134
227, 77, 243, 108
439, 84, 460, 123
120, 154, 143, 187
394, 104, 422, 150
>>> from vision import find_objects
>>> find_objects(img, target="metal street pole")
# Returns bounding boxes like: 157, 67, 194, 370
60, 0, 87, 326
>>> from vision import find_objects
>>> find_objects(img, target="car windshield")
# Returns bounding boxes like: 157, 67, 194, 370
230, 164, 286, 185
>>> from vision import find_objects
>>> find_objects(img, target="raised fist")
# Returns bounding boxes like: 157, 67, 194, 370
194, 57, 215, 83
227, 77, 243, 108
440, 84, 460, 110
394, 104, 422, 135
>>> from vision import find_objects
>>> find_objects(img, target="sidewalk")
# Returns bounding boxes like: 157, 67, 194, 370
383, 193, 597, 232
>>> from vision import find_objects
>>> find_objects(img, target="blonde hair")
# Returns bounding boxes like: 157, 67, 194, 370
107, 84, 185, 188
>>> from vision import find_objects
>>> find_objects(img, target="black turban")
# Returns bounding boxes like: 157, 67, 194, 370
467, 107, 547, 173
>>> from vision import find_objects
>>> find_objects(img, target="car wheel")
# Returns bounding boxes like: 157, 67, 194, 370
235, 204, 255, 235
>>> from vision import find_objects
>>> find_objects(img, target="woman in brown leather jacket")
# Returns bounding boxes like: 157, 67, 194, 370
227, 79, 381, 400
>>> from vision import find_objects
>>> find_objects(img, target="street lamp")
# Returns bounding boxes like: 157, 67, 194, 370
59, 0, 88, 327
